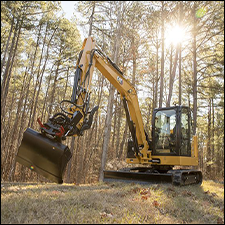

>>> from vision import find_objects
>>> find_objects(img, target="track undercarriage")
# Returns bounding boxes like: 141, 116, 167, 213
103, 167, 202, 186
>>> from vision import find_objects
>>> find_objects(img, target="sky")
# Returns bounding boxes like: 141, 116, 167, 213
60, 1, 86, 39
59, 2, 188, 107
61, 1, 75, 20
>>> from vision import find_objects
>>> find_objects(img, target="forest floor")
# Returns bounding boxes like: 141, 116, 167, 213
1, 180, 224, 224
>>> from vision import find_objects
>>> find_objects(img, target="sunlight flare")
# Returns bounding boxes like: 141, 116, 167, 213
166, 25, 186, 46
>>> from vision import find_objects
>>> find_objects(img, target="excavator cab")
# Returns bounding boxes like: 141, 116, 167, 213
112, 105, 202, 185
152, 105, 192, 157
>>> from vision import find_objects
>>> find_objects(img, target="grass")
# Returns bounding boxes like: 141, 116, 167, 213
1, 180, 224, 224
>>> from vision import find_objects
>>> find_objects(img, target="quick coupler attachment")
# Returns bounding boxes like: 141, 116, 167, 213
16, 128, 72, 184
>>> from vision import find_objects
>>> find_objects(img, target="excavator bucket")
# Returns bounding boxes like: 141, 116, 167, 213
16, 128, 72, 184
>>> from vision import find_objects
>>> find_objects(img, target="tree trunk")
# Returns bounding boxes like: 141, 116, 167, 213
28, 24, 44, 127
99, 86, 115, 181
48, 46, 62, 116
40, 64, 54, 122
7, 69, 28, 181
159, 1, 165, 108
10, 69, 34, 181
178, 2, 183, 105
111, 96, 118, 156
131, 35, 137, 86
193, 3, 198, 135
1, 75, 18, 179
66, 136, 75, 183
1, 16, 14, 76
211, 98, 215, 178
153, 40, 159, 111
88, 2, 96, 36
115, 99, 122, 158
1, 18, 22, 120
178, 43, 182, 105
118, 123, 128, 159
30, 24, 56, 127
206, 98, 212, 178
99, 2, 123, 181
166, 45, 179, 107
76, 137, 85, 184
1, 17, 18, 97
30, 24, 49, 128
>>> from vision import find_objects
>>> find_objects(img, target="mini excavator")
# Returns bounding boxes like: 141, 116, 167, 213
16, 37, 202, 185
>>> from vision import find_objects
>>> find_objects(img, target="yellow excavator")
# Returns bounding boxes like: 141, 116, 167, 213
16, 37, 202, 185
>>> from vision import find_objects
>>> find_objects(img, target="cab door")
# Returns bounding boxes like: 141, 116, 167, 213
152, 106, 192, 157
152, 107, 179, 156
179, 107, 192, 156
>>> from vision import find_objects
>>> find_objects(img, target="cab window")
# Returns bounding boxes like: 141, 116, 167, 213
180, 108, 191, 156
154, 109, 177, 155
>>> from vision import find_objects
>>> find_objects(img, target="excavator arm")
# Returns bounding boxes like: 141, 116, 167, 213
67, 37, 150, 162
16, 36, 151, 183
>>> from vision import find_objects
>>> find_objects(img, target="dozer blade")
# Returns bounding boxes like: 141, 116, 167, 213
16, 128, 72, 184
103, 170, 172, 184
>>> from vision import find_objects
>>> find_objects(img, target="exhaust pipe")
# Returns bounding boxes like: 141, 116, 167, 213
16, 128, 72, 184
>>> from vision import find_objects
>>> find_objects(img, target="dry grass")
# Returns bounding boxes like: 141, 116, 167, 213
1, 180, 224, 224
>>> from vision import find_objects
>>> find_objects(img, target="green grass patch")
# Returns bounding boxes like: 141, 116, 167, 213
1, 180, 224, 224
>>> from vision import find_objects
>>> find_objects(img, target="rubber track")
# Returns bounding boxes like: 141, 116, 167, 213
103, 169, 202, 186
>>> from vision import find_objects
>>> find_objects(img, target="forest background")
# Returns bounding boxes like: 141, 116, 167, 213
1, 1, 224, 184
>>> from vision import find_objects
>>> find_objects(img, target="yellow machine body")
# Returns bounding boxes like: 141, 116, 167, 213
17, 36, 202, 184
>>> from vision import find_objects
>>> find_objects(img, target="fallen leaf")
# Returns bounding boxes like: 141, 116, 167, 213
140, 188, 149, 195
217, 217, 224, 224
100, 212, 107, 218
202, 200, 210, 207
171, 192, 177, 197
158, 208, 166, 215
211, 192, 218, 197
152, 200, 160, 208
182, 190, 192, 196
131, 187, 141, 193
51, 191, 60, 195
141, 195, 148, 200
100, 212, 113, 218
132, 197, 139, 201
151, 184, 160, 190
167, 187, 175, 192
107, 213, 113, 218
